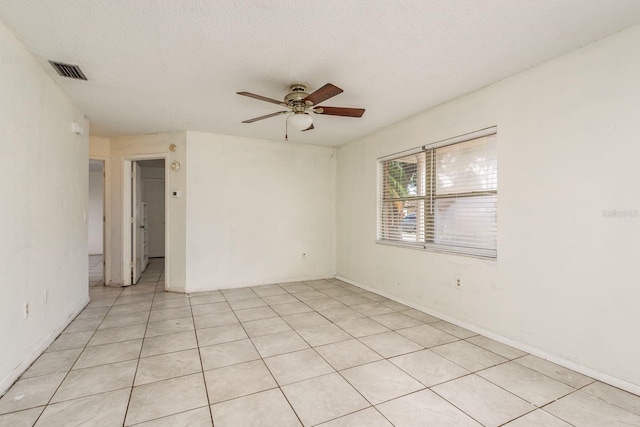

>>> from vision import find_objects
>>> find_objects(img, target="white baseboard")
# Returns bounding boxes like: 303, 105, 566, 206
0, 297, 90, 396
335, 275, 640, 396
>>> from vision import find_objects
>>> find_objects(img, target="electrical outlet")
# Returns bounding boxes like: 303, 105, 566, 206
456, 278, 461, 287
302, 253, 306, 258
24, 303, 29, 319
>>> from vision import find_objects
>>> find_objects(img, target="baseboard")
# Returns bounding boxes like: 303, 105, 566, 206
335, 275, 640, 396
0, 297, 90, 396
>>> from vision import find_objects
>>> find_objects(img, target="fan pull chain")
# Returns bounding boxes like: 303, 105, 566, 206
285, 119, 288, 142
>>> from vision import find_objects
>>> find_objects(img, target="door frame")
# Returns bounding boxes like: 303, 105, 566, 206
122, 153, 169, 287
89, 155, 111, 286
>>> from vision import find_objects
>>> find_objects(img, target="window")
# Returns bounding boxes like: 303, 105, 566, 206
378, 128, 497, 258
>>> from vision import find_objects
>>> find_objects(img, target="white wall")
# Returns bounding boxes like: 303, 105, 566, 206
186, 131, 336, 292
109, 133, 186, 291
88, 169, 103, 254
0, 20, 89, 394
337, 25, 640, 393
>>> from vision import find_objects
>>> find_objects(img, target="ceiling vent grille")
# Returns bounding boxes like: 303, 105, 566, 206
49, 61, 87, 80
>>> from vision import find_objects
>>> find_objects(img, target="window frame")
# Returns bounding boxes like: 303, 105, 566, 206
377, 127, 497, 259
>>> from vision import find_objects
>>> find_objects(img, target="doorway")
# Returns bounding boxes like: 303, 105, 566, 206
88, 159, 105, 287
122, 156, 168, 287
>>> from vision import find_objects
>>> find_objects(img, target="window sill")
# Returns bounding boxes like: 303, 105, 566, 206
376, 239, 497, 261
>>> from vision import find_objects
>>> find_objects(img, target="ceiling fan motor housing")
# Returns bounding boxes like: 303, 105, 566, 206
285, 84, 311, 112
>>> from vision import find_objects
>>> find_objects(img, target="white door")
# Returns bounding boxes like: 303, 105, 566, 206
132, 162, 144, 284
142, 202, 149, 270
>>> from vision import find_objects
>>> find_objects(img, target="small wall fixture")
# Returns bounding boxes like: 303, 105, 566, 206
169, 144, 177, 152
171, 161, 181, 171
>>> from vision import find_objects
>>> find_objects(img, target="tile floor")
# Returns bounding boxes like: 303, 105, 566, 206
2, 259, 640, 426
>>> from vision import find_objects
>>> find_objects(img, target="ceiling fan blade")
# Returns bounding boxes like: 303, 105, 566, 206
242, 111, 288, 123
303, 83, 343, 105
237, 92, 285, 106
314, 106, 365, 117
302, 123, 315, 132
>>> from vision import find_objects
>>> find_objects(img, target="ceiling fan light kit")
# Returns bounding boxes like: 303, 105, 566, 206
237, 83, 365, 137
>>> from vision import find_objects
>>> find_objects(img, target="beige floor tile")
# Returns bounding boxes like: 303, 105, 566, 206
36, 388, 130, 427
335, 294, 375, 306
193, 311, 238, 329
192, 303, 233, 317
431, 340, 507, 372
432, 374, 534, 426
465, 335, 527, 359
188, 293, 226, 305
0, 406, 44, 427
401, 308, 440, 323
296, 323, 353, 347
133, 407, 212, 426
234, 306, 278, 322
504, 409, 573, 426
280, 282, 314, 293
304, 298, 347, 311
0, 373, 65, 414
88, 323, 147, 346
75, 306, 110, 320
74, 339, 143, 369
377, 389, 482, 427
430, 321, 477, 339
196, 323, 247, 347
251, 284, 288, 297
264, 348, 335, 385
199, 339, 260, 370
145, 317, 194, 337
317, 407, 393, 427
221, 288, 258, 301
337, 317, 390, 338
478, 361, 575, 406
282, 312, 331, 330
514, 355, 594, 388
125, 373, 208, 425
351, 302, 396, 316
204, 360, 277, 403
397, 324, 459, 348
114, 294, 154, 306
148, 306, 193, 322
141, 330, 198, 357
211, 388, 301, 427
390, 349, 470, 387
271, 301, 314, 316
370, 312, 422, 330
135, 348, 202, 385
262, 294, 300, 306
359, 331, 424, 358
227, 297, 267, 310
545, 390, 640, 427
64, 318, 102, 334
318, 306, 366, 323
242, 317, 292, 337
151, 298, 190, 310
52, 360, 136, 403
251, 330, 309, 358
46, 331, 93, 353
22, 348, 82, 378
322, 288, 356, 298
107, 302, 152, 315
341, 360, 424, 405
583, 381, 640, 416
315, 339, 382, 370
86, 297, 118, 309
282, 373, 369, 426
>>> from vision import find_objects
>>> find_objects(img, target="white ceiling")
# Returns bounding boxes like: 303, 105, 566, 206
2, 1, 640, 146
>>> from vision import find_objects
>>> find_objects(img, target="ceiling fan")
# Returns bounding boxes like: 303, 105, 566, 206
237, 83, 365, 132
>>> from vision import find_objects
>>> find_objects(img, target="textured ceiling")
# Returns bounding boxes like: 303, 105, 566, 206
1, 1, 640, 146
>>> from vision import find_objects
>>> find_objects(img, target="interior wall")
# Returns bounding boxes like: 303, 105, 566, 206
141, 165, 166, 258
336, 24, 640, 393
0, 20, 89, 394
88, 168, 103, 254
185, 131, 336, 292
109, 133, 186, 291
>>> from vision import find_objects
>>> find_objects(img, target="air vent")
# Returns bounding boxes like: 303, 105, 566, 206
49, 61, 87, 80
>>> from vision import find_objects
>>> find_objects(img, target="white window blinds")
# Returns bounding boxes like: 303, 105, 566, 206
378, 129, 497, 258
